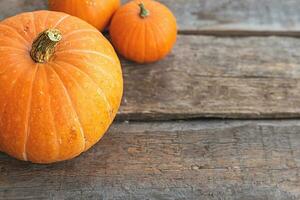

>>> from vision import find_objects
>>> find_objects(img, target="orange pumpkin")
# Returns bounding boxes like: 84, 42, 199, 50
0, 11, 123, 163
110, 0, 177, 63
48, 0, 120, 31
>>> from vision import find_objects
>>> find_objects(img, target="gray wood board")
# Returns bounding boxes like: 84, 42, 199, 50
1, 0, 300, 35
118, 35, 300, 120
0, 120, 299, 199
166, 0, 300, 36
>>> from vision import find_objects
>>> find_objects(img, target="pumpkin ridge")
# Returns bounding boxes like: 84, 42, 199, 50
0, 37, 29, 50
84, 61, 117, 85
57, 57, 117, 82
0, 47, 28, 53
153, 11, 175, 36
59, 37, 90, 44
127, 20, 145, 62
0, 60, 22, 75
51, 63, 113, 151
42, 12, 50, 30
52, 62, 111, 150
148, 20, 160, 61
141, 21, 147, 63
23, 64, 39, 161
0, 24, 30, 46
114, 21, 138, 54
123, 23, 140, 59
127, 23, 143, 59
55, 49, 116, 65
149, 19, 168, 58
111, 7, 141, 32
53, 15, 70, 28
30, 13, 37, 38
62, 29, 100, 41
56, 60, 113, 119
48, 64, 86, 151
0, 63, 30, 152
43, 67, 60, 161
33, 11, 50, 34
0, 63, 30, 116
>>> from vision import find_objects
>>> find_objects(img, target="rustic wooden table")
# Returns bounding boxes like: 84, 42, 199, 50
1, 0, 300, 199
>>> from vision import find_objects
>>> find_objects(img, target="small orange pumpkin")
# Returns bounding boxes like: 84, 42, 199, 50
0, 11, 123, 163
110, 0, 177, 63
48, 0, 120, 31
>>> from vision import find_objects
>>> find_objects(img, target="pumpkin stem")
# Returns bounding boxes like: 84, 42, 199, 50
30, 29, 62, 63
139, 2, 150, 18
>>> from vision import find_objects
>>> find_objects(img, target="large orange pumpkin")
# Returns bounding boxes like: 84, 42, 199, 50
0, 11, 123, 163
48, 0, 120, 31
110, 0, 177, 63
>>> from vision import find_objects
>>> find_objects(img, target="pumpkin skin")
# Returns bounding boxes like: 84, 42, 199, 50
109, 0, 177, 63
48, 0, 120, 31
0, 11, 123, 163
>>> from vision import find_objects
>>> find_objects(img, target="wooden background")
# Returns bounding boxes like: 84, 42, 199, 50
0, 0, 300, 199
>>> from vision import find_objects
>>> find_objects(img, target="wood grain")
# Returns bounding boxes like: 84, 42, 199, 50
1, 0, 300, 36
0, 120, 299, 199
118, 35, 300, 120
0, 1, 299, 200
1, 1, 300, 119
162, 0, 300, 36
0, 0, 47, 19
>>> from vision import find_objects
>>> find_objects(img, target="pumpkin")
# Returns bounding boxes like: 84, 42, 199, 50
0, 11, 123, 163
48, 0, 120, 31
109, 0, 177, 63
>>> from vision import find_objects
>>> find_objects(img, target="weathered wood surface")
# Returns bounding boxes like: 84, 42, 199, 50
0, 0, 47, 20
166, 0, 300, 36
118, 35, 300, 120
1, 1, 300, 120
1, 0, 300, 36
0, 120, 299, 199
0, 1, 300, 200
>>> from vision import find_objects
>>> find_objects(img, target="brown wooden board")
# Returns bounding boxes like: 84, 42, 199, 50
1, 0, 300, 36
118, 35, 300, 120
0, 0, 47, 20
1, 1, 300, 120
0, 1, 299, 200
0, 120, 299, 199
163, 0, 300, 36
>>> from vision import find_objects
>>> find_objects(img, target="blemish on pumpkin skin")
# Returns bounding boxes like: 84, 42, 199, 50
70, 127, 77, 135
23, 25, 30, 33
109, 108, 114, 118
85, 0, 97, 7
67, 127, 78, 143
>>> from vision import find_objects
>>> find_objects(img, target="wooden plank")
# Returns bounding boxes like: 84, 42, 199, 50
1, 0, 300, 35
162, 0, 300, 36
1, 1, 300, 120
0, 0, 47, 19
118, 35, 300, 120
0, 120, 299, 199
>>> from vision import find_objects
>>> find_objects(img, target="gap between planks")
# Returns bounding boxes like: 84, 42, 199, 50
179, 30, 300, 38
